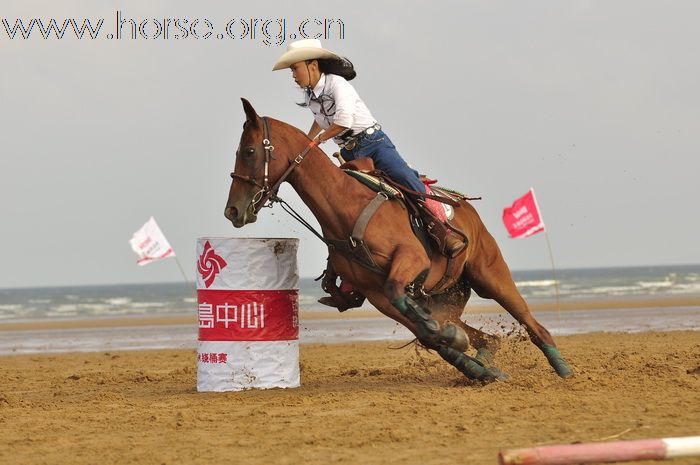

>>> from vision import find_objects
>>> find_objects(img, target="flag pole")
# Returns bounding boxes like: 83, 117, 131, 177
503, 189, 562, 321
528, 188, 561, 321
173, 256, 195, 291
543, 231, 561, 321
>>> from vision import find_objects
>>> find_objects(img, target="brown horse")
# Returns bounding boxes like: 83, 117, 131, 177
225, 99, 572, 382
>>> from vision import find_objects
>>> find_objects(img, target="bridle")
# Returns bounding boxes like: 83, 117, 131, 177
230, 116, 318, 214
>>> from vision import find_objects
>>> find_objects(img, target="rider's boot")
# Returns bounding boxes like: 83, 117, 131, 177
317, 261, 366, 312
444, 229, 467, 258
318, 291, 366, 312
425, 218, 468, 259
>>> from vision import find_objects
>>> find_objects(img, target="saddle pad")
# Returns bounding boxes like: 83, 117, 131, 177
425, 186, 450, 221
428, 186, 466, 221
343, 170, 402, 199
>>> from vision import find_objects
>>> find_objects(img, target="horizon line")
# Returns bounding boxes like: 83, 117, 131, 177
1, 262, 699, 291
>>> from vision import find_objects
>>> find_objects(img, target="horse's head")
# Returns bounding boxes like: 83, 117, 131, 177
224, 99, 270, 227
225, 98, 312, 228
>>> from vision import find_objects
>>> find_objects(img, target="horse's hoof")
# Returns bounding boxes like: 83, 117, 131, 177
438, 346, 487, 381
541, 344, 574, 378
439, 322, 470, 353
555, 364, 574, 378
484, 367, 510, 382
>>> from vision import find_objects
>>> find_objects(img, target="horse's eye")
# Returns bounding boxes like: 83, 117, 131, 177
244, 147, 255, 156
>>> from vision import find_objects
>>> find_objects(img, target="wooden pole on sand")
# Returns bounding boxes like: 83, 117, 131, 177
499, 436, 700, 465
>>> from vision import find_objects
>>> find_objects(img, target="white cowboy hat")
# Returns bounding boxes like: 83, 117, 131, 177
272, 39, 342, 71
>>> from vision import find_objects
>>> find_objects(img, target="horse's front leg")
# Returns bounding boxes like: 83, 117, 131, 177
380, 245, 507, 383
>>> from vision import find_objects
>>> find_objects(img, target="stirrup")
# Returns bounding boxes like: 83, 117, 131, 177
317, 291, 365, 313
444, 233, 467, 258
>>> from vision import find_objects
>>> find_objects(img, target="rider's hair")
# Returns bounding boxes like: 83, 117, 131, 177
315, 58, 356, 81
315, 59, 336, 75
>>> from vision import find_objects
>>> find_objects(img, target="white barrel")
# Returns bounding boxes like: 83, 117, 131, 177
195, 237, 300, 392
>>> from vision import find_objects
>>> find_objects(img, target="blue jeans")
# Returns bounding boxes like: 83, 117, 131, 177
340, 129, 426, 194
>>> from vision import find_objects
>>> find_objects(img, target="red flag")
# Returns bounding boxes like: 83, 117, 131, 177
502, 188, 545, 238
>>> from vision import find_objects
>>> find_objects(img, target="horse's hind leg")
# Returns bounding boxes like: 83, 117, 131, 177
468, 238, 573, 378
382, 245, 506, 382
424, 283, 501, 365
454, 321, 501, 366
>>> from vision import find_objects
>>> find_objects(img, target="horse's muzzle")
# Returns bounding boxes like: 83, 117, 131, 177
224, 206, 237, 223
224, 204, 257, 228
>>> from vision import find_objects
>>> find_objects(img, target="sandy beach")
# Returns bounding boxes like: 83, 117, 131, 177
1, 327, 699, 464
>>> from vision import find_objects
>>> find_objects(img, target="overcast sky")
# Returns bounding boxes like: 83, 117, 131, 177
1, 0, 698, 288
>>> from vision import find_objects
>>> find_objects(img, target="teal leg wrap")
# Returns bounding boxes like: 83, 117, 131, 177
390, 295, 439, 342
438, 346, 487, 380
391, 295, 506, 382
439, 346, 508, 382
391, 295, 410, 314
541, 344, 573, 378
475, 347, 509, 380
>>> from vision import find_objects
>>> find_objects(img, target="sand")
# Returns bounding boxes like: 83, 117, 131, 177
1, 330, 699, 465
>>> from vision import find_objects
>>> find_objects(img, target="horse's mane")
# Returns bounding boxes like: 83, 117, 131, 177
264, 116, 313, 142
263, 116, 343, 171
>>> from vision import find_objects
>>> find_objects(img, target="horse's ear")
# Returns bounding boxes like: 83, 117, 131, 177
241, 98, 259, 128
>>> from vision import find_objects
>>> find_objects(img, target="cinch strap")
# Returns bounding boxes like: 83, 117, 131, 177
352, 192, 389, 241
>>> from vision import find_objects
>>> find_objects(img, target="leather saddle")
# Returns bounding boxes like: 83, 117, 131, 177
340, 158, 465, 208
319, 156, 471, 306
338, 157, 468, 262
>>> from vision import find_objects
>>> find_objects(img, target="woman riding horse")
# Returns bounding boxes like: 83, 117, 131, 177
225, 98, 574, 382
272, 39, 467, 310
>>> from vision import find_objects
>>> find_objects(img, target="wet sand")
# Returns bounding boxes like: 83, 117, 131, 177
1, 331, 698, 465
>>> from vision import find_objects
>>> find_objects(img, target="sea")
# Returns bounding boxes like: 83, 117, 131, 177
1, 264, 699, 354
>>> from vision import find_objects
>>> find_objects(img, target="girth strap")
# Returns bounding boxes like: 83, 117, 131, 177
325, 239, 386, 275
326, 192, 390, 276
352, 192, 389, 241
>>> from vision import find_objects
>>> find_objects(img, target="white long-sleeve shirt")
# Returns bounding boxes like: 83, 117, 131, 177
306, 73, 377, 144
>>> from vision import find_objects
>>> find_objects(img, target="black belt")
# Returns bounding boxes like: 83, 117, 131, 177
340, 123, 381, 148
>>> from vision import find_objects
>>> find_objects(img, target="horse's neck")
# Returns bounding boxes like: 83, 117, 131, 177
286, 145, 370, 239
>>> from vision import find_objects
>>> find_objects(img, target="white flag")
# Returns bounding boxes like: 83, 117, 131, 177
129, 217, 175, 266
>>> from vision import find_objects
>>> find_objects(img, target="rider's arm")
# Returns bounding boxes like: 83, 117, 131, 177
307, 120, 322, 140
316, 123, 350, 143
330, 78, 357, 133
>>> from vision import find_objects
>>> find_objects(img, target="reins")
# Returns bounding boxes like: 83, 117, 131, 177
274, 196, 328, 244
230, 116, 326, 241
228, 117, 385, 275
231, 117, 318, 215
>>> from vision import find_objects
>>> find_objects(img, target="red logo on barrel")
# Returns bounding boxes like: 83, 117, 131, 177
197, 289, 299, 341
197, 241, 227, 288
